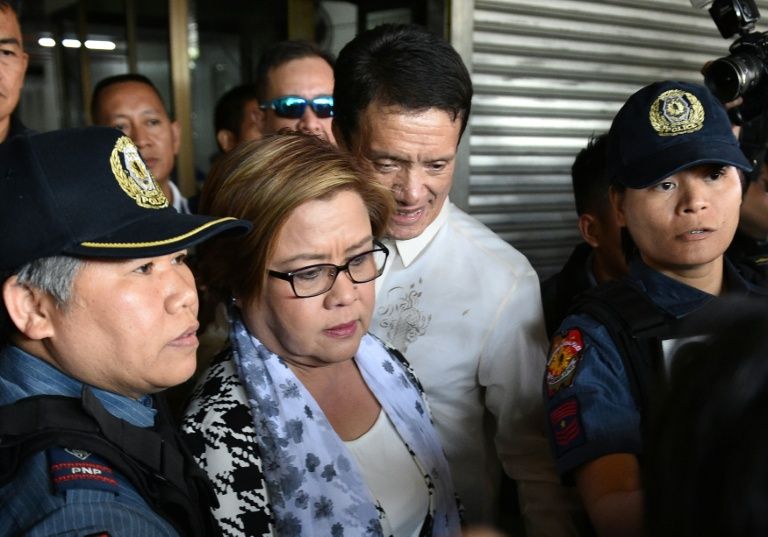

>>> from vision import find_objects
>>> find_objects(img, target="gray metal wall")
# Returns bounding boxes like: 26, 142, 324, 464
459, 0, 768, 278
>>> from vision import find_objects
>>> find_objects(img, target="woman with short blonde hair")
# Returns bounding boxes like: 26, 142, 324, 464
197, 132, 391, 304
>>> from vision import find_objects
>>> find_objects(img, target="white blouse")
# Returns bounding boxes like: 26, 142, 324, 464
345, 410, 429, 537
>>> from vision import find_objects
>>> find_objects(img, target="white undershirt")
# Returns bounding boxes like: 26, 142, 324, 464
344, 410, 429, 537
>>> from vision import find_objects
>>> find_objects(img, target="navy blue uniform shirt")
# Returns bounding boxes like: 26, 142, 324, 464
0, 345, 178, 537
544, 257, 765, 477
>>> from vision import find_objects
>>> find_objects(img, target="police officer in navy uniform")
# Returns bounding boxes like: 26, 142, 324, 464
0, 127, 250, 536
543, 81, 768, 537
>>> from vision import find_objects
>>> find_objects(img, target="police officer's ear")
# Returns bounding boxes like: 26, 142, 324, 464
2, 276, 56, 341
578, 213, 601, 248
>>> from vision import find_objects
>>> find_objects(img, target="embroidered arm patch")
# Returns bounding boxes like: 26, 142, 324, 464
546, 328, 585, 396
549, 397, 585, 457
47, 447, 119, 495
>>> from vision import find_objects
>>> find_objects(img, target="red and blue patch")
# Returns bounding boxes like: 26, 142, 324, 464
47, 447, 118, 495
549, 397, 585, 457
545, 328, 585, 397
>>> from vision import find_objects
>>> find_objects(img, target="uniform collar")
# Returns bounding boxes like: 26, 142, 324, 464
387, 200, 451, 268
628, 256, 760, 318
168, 180, 189, 214
0, 345, 156, 427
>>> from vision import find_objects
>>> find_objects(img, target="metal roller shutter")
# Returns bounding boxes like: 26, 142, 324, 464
462, 0, 768, 278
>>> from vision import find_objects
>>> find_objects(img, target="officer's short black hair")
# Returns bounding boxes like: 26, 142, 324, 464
254, 41, 334, 103
91, 74, 168, 123
572, 133, 610, 217
333, 24, 473, 148
214, 84, 258, 137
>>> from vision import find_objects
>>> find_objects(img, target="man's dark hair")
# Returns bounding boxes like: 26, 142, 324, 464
572, 133, 610, 217
254, 41, 335, 103
214, 84, 258, 137
90, 73, 168, 122
333, 23, 473, 148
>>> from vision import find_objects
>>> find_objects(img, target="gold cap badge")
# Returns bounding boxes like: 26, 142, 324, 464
649, 89, 705, 137
110, 136, 169, 209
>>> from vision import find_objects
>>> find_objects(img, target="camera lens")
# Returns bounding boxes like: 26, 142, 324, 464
705, 53, 764, 101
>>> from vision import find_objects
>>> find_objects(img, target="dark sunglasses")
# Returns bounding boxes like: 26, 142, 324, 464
259, 95, 334, 119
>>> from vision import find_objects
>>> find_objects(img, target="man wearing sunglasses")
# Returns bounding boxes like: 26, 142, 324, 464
255, 40, 336, 144
333, 24, 579, 537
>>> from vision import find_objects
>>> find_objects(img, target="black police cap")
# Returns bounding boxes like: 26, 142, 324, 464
607, 80, 752, 189
0, 127, 251, 272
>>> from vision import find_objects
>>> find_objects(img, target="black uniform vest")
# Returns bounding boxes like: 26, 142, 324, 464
0, 387, 220, 537
568, 278, 762, 439
569, 280, 673, 434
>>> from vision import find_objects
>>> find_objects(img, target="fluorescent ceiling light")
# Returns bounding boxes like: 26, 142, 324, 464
85, 40, 116, 51
38, 36, 117, 50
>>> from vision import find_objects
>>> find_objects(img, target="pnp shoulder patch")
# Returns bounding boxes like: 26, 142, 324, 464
47, 447, 119, 495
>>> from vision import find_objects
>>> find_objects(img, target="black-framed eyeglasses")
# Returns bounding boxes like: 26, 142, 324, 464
268, 240, 389, 298
259, 95, 334, 119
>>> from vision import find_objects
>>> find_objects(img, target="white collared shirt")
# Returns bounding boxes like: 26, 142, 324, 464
375, 196, 450, 291
372, 201, 574, 533
168, 180, 191, 215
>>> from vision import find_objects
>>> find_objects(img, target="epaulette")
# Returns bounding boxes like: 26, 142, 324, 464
0, 388, 220, 537
47, 446, 119, 495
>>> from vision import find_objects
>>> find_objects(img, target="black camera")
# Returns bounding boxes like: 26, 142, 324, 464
702, 0, 767, 123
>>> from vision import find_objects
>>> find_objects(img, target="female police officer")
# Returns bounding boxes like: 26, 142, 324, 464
0, 128, 250, 536
543, 80, 767, 537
